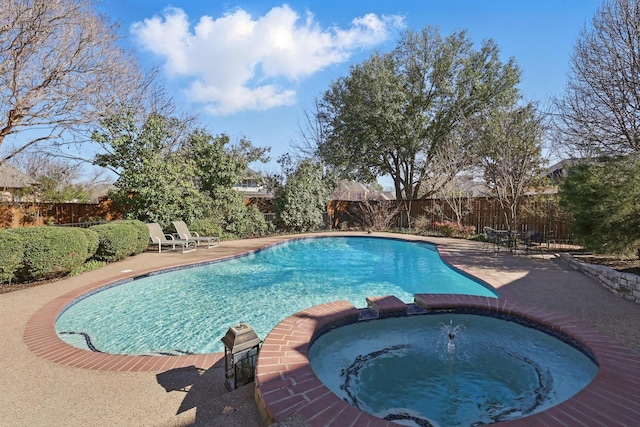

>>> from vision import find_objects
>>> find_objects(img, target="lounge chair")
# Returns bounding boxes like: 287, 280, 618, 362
171, 220, 220, 249
147, 223, 197, 253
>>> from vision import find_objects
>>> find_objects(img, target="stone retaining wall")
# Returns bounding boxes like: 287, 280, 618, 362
559, 253, 640, 304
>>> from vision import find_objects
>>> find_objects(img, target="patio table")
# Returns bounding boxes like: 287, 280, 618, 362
494, 230, 521, 253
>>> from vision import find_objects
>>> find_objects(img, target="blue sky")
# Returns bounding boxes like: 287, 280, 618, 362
99, 0, 602, 184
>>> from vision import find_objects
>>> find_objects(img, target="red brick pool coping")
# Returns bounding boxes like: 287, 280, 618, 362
22, 234, 640, 425
254, 295, 640, 426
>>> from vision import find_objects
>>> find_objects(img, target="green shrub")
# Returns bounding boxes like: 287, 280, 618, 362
115, 219, 149, 254
272, 160, 333, 233
189, 217, 223, 239
90, 222, 140, 262
469, 234, 486, 242
9, 227, 88, 281
193, 205, 268, 240
0, 230, 24, 284
79, 227, 100, 260
560, 156, 640, 256
223, 204, 268, 239
432, 221, 475, 238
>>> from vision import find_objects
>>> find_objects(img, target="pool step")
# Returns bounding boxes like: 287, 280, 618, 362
365, 295, 408, 318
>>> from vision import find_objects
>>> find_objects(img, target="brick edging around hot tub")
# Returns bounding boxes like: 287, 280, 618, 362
254, 294, 640, 427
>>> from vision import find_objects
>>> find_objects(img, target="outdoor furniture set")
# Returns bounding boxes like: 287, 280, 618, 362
146, 221, 220, 253
483, 226, 542, 256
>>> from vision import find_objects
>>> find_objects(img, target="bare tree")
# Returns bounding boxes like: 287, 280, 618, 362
293, 98, 327, 161
350, 199, 402, 231
477, 103, 546, 230
553, 0, 640, 156
11, 151, 113, 202
432, 174, 476, 226
0, 0, 146, 163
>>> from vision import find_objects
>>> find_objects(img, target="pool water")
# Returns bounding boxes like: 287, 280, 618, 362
308, 314, 598, 427
56, 237, 497, 355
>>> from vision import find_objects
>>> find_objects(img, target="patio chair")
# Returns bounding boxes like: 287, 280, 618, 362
519, 229, 542, 258
482, 227, 505, 252
147, 223, 197, 253
171, 220, 220, 249
482, 227, 499, 252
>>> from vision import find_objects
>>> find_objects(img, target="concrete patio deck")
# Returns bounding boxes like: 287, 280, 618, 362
1, 232, 638, 426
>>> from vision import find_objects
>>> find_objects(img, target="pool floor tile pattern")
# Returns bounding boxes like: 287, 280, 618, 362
254, 296, 640, 427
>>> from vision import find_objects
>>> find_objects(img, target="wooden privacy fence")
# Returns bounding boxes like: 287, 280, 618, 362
327, 196, 573, 243
0, 200, 121, 229
2, 196, 573, 244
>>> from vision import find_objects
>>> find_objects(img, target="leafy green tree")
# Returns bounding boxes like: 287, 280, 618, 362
95, 109, 270, 237
273, 159, 334, 232
185, 130, 269, 238
475, 103, 547, 230
187, 131, 268, 196
315, 27, 521, 199
560, 156, 640, 256
36, 175, 92, 203
93, 112, 210, 227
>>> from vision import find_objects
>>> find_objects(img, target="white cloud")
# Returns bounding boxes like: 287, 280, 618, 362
131, 5, 404, 115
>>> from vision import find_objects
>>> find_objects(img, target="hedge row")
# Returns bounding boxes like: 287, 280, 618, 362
0, 220, 149, 284
0, 231, 24, 284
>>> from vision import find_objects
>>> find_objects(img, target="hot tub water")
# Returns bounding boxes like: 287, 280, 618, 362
308, 313, 598, 427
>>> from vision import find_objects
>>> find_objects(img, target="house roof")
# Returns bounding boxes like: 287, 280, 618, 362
333, 180, 394, 201
0, 163, 38, 189
545, 158, 581, 179
243, 167, 263, 179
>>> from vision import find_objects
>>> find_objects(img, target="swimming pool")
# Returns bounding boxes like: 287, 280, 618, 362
55, 236, 497, 355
